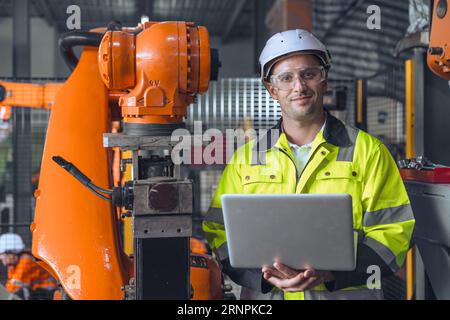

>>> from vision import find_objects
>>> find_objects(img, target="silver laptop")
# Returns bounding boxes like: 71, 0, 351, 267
221, 194, 356, 271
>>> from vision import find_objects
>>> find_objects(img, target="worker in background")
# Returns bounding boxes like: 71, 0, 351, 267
203, 29, 415, 300
0, 233, 57, 300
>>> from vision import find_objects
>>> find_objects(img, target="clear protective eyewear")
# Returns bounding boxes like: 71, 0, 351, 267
270, 66, 326, 90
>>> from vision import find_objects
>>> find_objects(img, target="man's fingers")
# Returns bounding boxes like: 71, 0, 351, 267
276, 271, 307, 289
273, 262, 300, 278
265, 271, 305, 290
303, 269, 316, 279
261, 266, 275, 273
264, 275, 287, 289
262, 267, 287, 280
264, 265, 320, 292
282, 276, 318, 292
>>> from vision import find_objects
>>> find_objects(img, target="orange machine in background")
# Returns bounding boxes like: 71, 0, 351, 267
0, 81, 62, 111
0, 81, 63, 121
0, 21, 222, 300
427, 0, 450, 80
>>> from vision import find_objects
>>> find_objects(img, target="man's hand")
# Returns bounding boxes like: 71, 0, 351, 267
262, 262, 334, 292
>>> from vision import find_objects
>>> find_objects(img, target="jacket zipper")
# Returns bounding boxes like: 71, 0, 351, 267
273, 143, 326, 192
273, 146, 299, 189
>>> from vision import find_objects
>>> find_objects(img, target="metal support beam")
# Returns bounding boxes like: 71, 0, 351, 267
12, 0, 32, 245
415, 247, 426, 300
413, 48, 426, 156
222, 0, 247, 44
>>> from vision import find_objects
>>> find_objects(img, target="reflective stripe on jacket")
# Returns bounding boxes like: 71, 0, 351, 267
203, 111, 415, 300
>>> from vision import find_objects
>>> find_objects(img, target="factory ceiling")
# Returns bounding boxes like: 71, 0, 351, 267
0, 0, 254, 39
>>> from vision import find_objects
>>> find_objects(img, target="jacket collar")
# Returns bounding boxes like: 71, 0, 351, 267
253, 110, 354, 152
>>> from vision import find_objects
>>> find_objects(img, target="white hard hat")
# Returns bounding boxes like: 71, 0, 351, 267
0, 233, 25, 254
259, 29, 331, 81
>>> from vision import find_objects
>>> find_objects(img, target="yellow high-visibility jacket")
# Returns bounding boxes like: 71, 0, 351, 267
203, 111, 415, 300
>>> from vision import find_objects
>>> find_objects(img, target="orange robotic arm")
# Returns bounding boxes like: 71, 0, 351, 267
0, 81, 63, 120
98, 21, 216, 132
427, 0, 450, 80
0, 81, 63, 110
32, 21, 221, 300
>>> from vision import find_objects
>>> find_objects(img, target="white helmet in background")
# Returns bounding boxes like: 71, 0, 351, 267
0, 233, 25, 254
259, 29, 332, 81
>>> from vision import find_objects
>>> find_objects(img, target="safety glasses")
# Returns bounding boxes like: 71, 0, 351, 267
270, 66, 326, 91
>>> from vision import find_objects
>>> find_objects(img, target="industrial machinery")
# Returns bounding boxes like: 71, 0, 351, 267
0, 21, 222, 300
398, 0, 450, 299
427, 0, 450, 80
400, 157, 450, 299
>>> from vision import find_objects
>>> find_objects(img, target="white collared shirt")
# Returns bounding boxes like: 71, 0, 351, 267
287, 120, 326, 178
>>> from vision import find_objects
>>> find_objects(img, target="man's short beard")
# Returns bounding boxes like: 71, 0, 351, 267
284, 100, 321, 122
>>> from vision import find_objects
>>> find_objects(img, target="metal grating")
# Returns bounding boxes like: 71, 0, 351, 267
364, 62, 407, 300
199, 170, 222, 216
366, 63, 406, 160
0, 78, 59, 248
187, 78, 281, 132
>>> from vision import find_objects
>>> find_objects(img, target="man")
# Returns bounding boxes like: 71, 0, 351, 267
0, 233, 57, 300
202, 29, 415, 300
